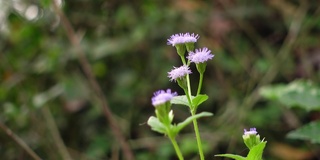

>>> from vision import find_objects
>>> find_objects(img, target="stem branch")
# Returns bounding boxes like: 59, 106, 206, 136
42, 107, 73, 160
0, 121, 42, 160
197, 73, 204, 96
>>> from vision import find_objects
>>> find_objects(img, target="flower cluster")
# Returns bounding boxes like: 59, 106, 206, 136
148, 32, 215, 160
167, 32, 214, 82
148, 32, 267, 160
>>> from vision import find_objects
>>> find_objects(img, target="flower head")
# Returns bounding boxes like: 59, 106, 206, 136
167, 33, 199, 46
187, 47, 214, 64
168, 65, 192, 81
152, 89, 177, 106
183, 33, 200, 43
244, 128, 258, 136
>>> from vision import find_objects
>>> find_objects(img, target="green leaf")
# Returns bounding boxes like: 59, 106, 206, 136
287, 121, 320, 144
215, 154, 246, 160
192, 94, 208, 108
171, 95, 192, 107
247, 141, 267, 160
147, 116, 167, 134
176, 112, 213, 133
260, 80, 320, 111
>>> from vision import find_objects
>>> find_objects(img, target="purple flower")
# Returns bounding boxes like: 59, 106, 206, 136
167, 33, 199, 46
183, 33, 200, 43
168, 65, 192, 81
244, 128, 258, 136
152, 89, 178, 106
187, 47, 214, 63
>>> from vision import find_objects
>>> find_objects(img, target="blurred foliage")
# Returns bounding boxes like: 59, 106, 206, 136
260, 80, 320, 144
260, 80, 320, 111
1, 0, 320, 159
287, 121, 320, 144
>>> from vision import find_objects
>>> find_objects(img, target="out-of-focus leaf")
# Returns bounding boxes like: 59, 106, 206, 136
260, 80, 320, 111
32, 84, 63, 108
287, 121, 320, 144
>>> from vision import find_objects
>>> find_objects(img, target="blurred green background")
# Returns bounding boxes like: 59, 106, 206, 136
1, 0, 320, 159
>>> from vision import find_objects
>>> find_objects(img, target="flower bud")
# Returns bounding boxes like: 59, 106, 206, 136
243, 128, 261, 149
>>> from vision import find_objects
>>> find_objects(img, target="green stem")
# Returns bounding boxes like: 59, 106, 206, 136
180, 56, 186, 65
169, 136, 184, 160
180, 56, 204, 160
183, 89, 193, 106
180, 56, 192, 97
186, 74, 192, 97
196, 73, 204, 96
191, 110, 205, 160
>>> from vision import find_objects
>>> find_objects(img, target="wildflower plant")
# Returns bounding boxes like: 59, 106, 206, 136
147, 33, 214, 160
147, 33, 268, 160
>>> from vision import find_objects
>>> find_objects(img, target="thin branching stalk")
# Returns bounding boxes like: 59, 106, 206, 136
50, 1, 134, 159
0, 121, 42, 160
42, 106, 73, 160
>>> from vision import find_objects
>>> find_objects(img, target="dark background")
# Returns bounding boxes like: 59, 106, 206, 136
1, 0, 320, 159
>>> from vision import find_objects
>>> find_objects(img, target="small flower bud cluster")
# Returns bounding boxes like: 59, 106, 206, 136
167, 32, 214, 83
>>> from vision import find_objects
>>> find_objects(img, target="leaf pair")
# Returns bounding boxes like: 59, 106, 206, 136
147, 112, 212, 137
171, 94, 208, 110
